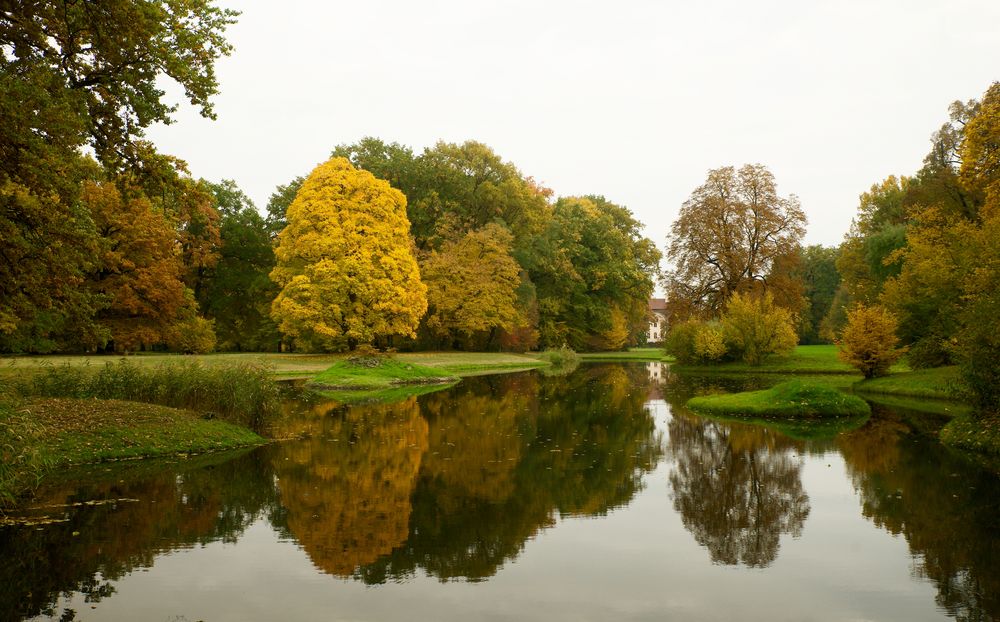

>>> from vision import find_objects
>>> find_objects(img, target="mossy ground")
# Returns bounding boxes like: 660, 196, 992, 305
1, 397, 264, 506
687, 380, 871, 418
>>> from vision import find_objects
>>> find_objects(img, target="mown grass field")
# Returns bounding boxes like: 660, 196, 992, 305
670, 344, 901, 374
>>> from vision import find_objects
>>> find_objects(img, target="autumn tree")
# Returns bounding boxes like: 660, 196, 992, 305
665, 164, 807, 319
719, 291, 798, 366
270, 158, 427, 351
420, 224, 523, 348
837, 304, 904, 379
81, 181, 189, 351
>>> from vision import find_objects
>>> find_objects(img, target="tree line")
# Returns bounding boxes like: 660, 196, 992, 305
0, 2, 660, 354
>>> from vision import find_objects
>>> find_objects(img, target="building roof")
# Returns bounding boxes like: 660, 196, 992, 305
648, 298, 667, 312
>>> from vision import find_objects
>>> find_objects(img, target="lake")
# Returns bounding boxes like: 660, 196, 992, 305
2, 363, 999, 621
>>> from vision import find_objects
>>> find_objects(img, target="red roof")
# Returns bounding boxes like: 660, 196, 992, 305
648, 298, 667, 312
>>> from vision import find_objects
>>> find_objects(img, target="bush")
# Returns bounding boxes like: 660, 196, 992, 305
538, 345, 580, 369
720, 291, 798, 366
837, 304, 905, 379
168, 315, 217, 354
23, 360, 280, 432
665, 320, 728, 364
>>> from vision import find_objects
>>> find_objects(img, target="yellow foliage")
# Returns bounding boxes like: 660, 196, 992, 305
837, 304, 904, 379
720, 291, 798, 366
420, 224, 522, 340
693, 323, 727, 362
270, 158, 427, 351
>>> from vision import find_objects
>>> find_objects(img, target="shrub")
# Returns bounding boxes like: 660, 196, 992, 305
168, 315, 217, 354
837, 304, 905, 379
665, 320, 728, 364
693, 322, 727, 362
539, 345, 580, 369
720, 291, 798, 366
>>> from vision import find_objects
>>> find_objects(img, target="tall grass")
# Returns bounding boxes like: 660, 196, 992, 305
22, 360, 281, 432
0, 389, 51, 508
537, 346, 581, 376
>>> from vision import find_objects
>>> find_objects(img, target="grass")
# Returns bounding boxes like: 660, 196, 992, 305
20, 359, 281, 432
853, 366, 967, 401
579, 347, 671, 362
308, 357, 459, 390
671, 344, 907, 374
940, 412, 1000, 457
687, 380, 871, 418
0, 396, 263, 507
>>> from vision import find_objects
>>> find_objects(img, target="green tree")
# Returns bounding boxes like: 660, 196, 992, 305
665, 164, 807, 319
525, 196, 661, 350
200, 180, 280, 351
796, 245, 841, 344
270, 158, 427, 351
265, 176, 304, 237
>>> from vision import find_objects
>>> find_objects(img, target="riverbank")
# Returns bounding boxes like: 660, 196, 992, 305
0, 396, 264, 507
670, 344, 893, 374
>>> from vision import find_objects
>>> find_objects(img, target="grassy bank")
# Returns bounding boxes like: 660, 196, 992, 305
940, 412, 1000, 457
579, 347, 671, 362
687, 380, 871, 418
0, 396, 263, 507
670, 344, 906, 375
853, 366, 966, 401
309, 357, 459, 390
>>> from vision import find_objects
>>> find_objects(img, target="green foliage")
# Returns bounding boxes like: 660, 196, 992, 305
537, 346, 580, 369
719, 292, 798, 366
687, 380, 871, 419
666, 320, 717, 365
796, 245, 841, 344
200, 180, 280, 351
837, 304, 905, 379
22, 360, 280, 432
167, 315, 217, 354
940, 412, 1000, 457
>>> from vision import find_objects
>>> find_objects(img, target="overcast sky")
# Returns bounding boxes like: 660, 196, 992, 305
147, 0, 1000, 254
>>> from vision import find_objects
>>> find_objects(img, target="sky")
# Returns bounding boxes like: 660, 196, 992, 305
146, 0, 1000, 254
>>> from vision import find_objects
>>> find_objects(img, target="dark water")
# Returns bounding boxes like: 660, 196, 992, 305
2, 363, 999, 621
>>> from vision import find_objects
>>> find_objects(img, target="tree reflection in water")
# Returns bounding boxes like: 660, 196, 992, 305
838, 405, 1000, 621
667, 411, 810, 567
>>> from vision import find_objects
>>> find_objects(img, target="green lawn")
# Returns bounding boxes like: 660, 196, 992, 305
853, 366, 966, 401
309, 358, 458, 390
670, 344, 908, 374
687, 380, 871, 418
578, 347, 671, 362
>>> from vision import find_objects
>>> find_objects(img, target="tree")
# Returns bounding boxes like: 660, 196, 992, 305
420, 224, 523, 348
200, 180, 280, 351
1, 0, 238, 170
82, 180, 188, 351
525, 196, 661, 350
837, 304, 904, 379
269, 158, 427, 351
665, 164, 807, 318
796, 245, 841, 344
265, 176, 304, 237
719, 291, 798, 366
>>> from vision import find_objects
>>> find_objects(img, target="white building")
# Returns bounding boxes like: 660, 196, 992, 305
648, 298, 668, 343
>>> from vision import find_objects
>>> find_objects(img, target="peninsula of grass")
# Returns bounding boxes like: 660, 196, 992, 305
853, 366, 967, 401
671, 344, 904, 375
308, 356, 460, 391
940, 412, 1000, 457
1, 397, 264, 507
686, 380, 871, 419
578, 347, 671, 362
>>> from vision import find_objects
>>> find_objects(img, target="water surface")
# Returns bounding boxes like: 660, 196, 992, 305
2, 364, 998, 621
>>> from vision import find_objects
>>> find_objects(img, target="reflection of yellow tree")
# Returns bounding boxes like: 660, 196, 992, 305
838, 406, 1000, 620
273, 397, 428, 577
668, 412, 810, 568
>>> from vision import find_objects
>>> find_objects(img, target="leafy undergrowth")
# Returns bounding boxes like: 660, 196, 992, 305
940, 412, 1000, 457
853, 366, 968, 401
687, 380, 871, 418
1, 397, 263, 507
309, 357, 458, 390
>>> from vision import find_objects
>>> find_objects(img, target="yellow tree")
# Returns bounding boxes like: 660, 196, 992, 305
270, 158, 427, 351
420, 223, 522, 348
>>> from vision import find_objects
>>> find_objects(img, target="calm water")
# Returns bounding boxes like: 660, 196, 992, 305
2, 363, 999, 621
